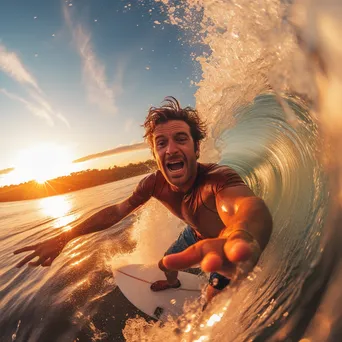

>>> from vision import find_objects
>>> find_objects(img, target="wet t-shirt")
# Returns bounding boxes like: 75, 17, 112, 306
128, 163, 248, 239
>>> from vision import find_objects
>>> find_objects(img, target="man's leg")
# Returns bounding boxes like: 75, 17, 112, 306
203, 272, 230, 309
206, 284, 221, 302
151, 226, 198, 292
150, 259, 181, 291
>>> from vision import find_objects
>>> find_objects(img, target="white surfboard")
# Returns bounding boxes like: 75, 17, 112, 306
114, 263, 205, 321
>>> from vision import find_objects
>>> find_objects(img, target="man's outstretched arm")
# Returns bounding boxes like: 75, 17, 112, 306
216, 186, 272, 250
13, 198, 140, 268
163, 186, 273, 279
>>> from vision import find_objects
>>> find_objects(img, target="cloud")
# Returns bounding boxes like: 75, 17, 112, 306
0, 45, 40, 91
56, 112, 71, 128
63, 6, 121, 114
0, 167, 15, 176
28, 89, 70, 127
0, 44, 70, 128
0, 88, 54, 126
73, 142, 148, 163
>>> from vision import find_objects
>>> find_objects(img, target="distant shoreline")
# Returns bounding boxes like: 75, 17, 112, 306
0, 160, 157, 203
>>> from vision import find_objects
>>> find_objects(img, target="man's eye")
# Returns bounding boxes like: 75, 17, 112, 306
157, 141, 165, 147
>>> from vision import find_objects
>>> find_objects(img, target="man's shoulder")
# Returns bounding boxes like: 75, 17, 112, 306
198, 163, 246, 191
199, 163, 237, 177
136, 170, 165, 192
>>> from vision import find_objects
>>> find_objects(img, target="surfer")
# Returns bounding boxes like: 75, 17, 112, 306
14, 97, 272, 304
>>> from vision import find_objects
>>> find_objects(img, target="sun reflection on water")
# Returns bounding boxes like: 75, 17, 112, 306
39, 195, 79, 229
71, 255, 91, 267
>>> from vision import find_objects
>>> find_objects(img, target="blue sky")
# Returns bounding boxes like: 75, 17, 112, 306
0, 0, 202, 185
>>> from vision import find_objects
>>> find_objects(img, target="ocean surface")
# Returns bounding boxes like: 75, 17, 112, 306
2, 0, 342, 341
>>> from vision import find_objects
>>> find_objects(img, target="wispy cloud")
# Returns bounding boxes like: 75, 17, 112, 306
0, 45, 40, 91
0, 167, 15, 176
0, 44, 70, 127
63, 6, 121, 114
0, 88, 54, 126
73, 142, 148, 163
56, 112, 71, 128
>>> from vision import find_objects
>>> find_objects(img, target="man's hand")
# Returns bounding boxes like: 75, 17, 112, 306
13, 234, 68, 268
163, 230, 261, 279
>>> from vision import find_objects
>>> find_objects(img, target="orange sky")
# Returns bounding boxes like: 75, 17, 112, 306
0, 142, 152, 187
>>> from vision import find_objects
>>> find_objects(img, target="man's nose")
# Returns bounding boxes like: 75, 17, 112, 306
166, 140, 178, 155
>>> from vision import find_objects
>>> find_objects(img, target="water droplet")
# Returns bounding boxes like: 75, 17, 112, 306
212, 278, 219, 286
247, 272, 257, 281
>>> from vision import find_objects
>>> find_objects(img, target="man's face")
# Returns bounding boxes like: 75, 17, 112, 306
152, 120, 198, 191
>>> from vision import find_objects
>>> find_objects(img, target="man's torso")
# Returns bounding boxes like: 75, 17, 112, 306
129, 163, 247, 238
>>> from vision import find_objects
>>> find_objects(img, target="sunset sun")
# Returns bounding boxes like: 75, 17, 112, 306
12, 143, 76, 184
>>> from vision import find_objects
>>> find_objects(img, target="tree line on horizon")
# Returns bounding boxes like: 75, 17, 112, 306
0, 160, 157, 202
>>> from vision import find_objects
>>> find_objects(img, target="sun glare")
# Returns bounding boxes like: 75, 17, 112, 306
12, 143, 77, 184
39, 196, 79, 229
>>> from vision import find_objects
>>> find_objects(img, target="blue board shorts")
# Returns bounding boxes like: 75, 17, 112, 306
164, 226, 230, 290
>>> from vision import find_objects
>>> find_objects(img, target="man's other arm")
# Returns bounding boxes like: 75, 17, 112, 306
63, 198, 140, 242
14, 173, 157, 267
13, 198, 143, 267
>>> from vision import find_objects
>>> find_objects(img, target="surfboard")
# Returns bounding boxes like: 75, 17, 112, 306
114, 263, 205, 321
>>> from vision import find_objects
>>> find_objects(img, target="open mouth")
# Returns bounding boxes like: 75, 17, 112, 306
166, 160, 185, 173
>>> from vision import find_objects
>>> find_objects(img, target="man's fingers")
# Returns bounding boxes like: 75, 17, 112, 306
14, 245, 38, 255
163, 239, 227, 271
163, 236, 261, 279
163, 241, 205, 270
224, 239, 254, 263
200, 251, 223, 272
41, 256, 56, 267
15, 251, 38, 268
224, 238, 261, 264
28, 256, 46, 267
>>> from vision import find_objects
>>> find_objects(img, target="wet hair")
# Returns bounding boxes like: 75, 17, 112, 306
143, 96, 207, 152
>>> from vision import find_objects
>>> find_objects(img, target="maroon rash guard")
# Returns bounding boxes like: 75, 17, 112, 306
128, 163, 248, 239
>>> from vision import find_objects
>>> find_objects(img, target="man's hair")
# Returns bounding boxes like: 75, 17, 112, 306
143, 96, 207, 152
